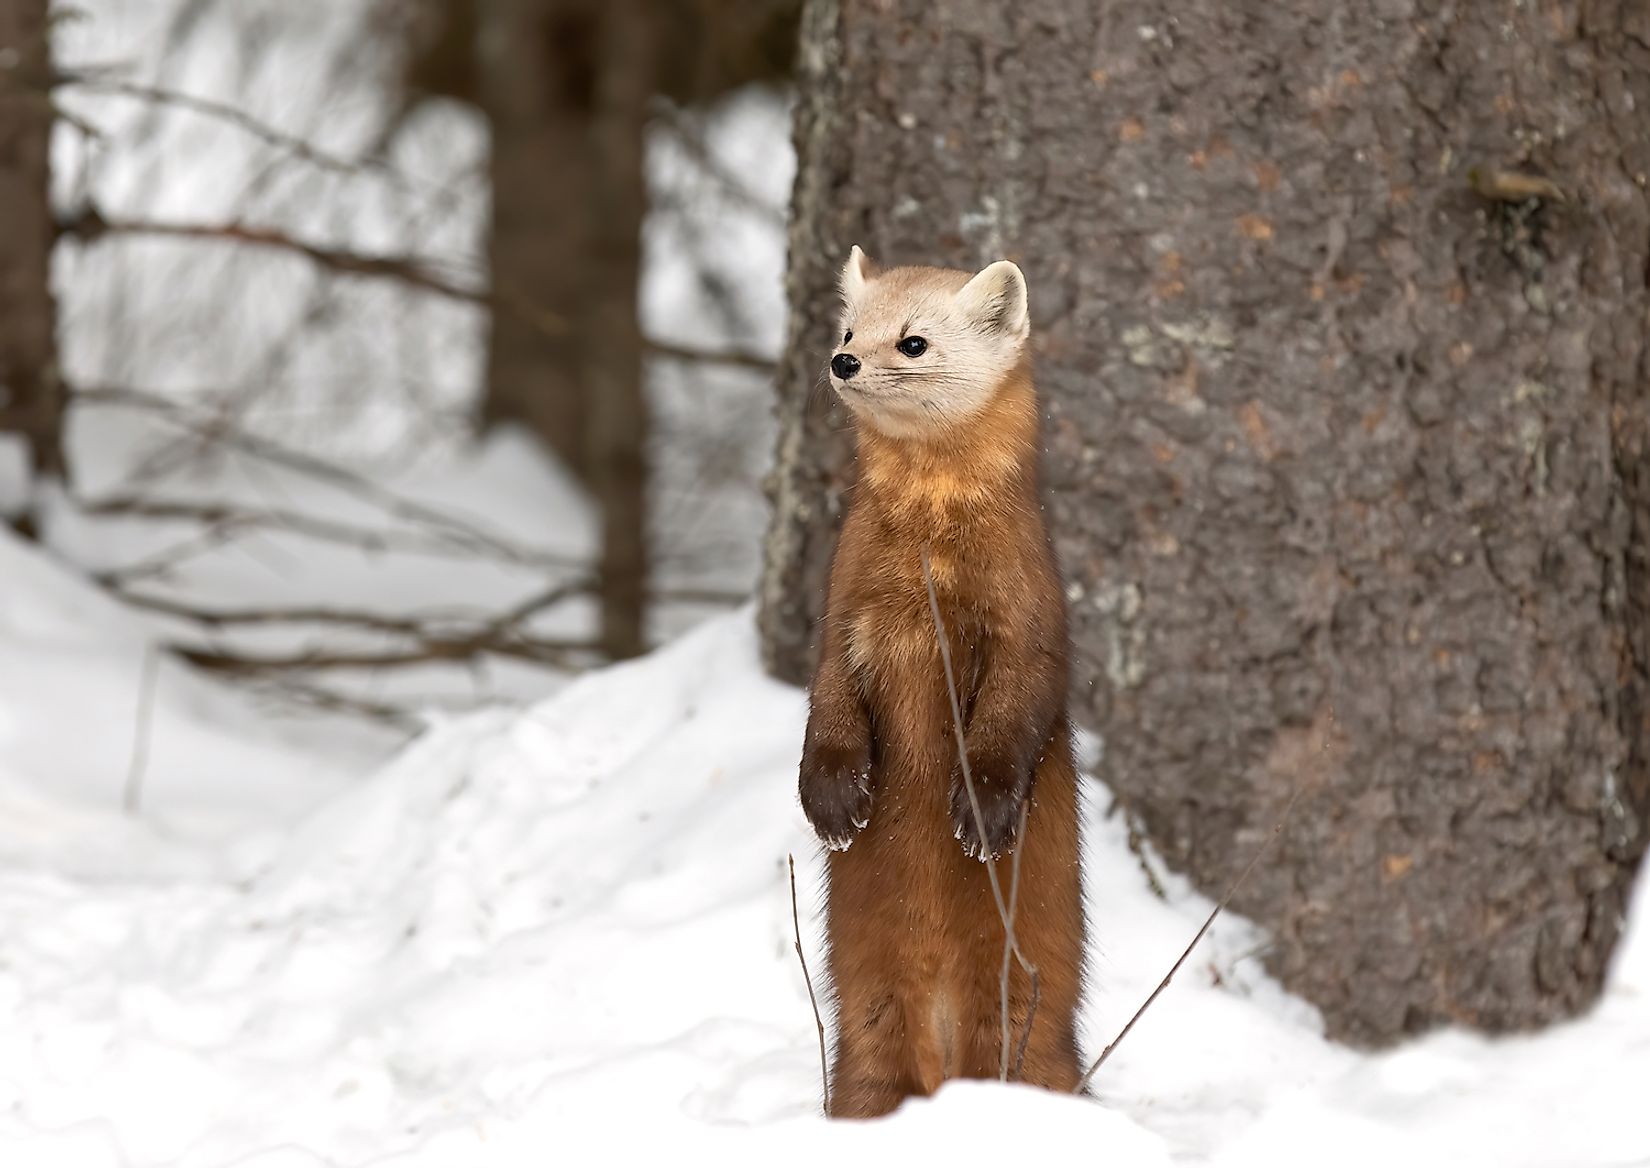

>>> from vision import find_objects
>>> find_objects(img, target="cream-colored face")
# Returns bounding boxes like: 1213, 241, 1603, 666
830, 247, 1030, 440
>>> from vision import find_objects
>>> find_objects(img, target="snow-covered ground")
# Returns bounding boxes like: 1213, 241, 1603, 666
3, 528, 1648, 1167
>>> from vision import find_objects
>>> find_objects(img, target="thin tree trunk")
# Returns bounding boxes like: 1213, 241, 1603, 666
477, 0, 651, 658
477, 0, 596, 482
762, 0, 1650, 1045
583, 0, 652, 659
0, 0, 62, 528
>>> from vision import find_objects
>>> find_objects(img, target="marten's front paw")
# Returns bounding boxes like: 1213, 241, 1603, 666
950, 752, 1031, 860
800, 741, 873, 851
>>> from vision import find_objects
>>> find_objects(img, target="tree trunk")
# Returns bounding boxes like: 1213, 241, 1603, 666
761, 0, 1650, 1045
582, 0, 653, 660
0, 0, 62, 524
477, 0, 601, 482
476, 0, 651, 657
458, 0, 798, 657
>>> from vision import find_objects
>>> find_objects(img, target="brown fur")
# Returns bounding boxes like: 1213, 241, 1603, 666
799, 322, 1085, 1117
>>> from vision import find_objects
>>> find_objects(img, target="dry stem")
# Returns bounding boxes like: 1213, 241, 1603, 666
122, 647, 160, 814
919, 547, 1039, 1081
789, 854, 830, 1114
1073, 785, 1302, 1094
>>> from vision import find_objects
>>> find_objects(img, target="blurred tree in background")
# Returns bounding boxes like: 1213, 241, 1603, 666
0, 0, 61, 531
0, 0, 789, 723
395, 0, 797, 657
762, 0, 1650, 1044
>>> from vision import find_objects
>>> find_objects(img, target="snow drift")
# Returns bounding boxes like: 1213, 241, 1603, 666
1, 532, 1647, 1166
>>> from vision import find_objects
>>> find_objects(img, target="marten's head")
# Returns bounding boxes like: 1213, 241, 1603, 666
829, 247, 1030, 439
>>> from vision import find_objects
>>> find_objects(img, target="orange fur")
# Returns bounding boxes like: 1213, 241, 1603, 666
799, 328, 1086, 1118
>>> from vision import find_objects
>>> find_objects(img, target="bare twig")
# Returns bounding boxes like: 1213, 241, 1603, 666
1013, 960, 1043, 1081
173, 635, 593, 674
1072, 784, 1303, 1094
80, 493, 564, 569
652, 100, 787, 227
240, 674, 427, 732
58, 211, 494, 309
115, 582, 589, 636
789, 854, 830, 1114
1008, 798, 1041, 1081
645, 338, 777, 375
920, 547, 1038, 1081
118, 582, 598, 675
74, 386, 586, 571
52, 72, 412, 189
123, 647, 160, 815
96, 524, 244, 586
56, 213, 781, 367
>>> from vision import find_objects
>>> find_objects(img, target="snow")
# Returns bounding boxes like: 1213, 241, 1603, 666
3, 529, 1648, 1167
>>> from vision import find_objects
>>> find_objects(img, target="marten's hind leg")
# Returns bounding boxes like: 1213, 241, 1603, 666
1009, 1007, 1083, 1092
826, 991, 918, 1118
953, 968, 1082, 1091
952, 961, 1063, 1079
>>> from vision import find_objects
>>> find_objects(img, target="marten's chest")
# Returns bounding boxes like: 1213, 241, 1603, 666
843, 579, 987, 707
835, 506, 1026, 708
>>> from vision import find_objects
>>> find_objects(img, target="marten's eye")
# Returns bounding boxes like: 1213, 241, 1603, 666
843, 330, 853, 345
896, 336, 928, 358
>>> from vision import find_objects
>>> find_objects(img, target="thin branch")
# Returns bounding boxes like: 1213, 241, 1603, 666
96, 523, 243, 586
123, 579, 597, 673
650, 586, 750, 607
56, 214, 783, 368
52, 72, 413, 189
920, 547, 1038, 1081
73, 385, 585, 570
652, 99, 787, 227
123, 647, 161, 815
79, 493, 557, 565
53, 206, 783, 380
241, 674, 426, 732
1072, 784, 1304, 1094
58, 210, 495, 310
999, 799, 1025, 1080
114, 580, 590, 636
789, 854, 830, 1115
646, 338, 777, 375
115, 577, 595, 674
1008, 799, 1041, 1080
1013, 962, 1043, 1081
174, 637, 592, 673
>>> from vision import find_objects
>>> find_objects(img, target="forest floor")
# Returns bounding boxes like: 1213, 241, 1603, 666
2, 523, 1648, 1167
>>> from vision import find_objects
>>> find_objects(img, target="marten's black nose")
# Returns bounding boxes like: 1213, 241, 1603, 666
831, 352, 862, 380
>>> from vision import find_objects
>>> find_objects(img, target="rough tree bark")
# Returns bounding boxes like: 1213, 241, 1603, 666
760, 0, 1650, 1044
0, 0, 62, 525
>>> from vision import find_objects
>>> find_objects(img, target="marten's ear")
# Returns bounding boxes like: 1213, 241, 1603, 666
840, 245, 876, 304
956, 260, 1029, 342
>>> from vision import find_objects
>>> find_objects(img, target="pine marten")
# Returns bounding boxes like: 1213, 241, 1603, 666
799, 247, 1085, 1118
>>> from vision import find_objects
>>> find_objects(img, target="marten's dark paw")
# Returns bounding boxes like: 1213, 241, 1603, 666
800, 742, 873, 851
950, 753, 1031, 860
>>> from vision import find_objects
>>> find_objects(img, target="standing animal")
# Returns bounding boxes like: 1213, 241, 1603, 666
799, 246, 1086, 1118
